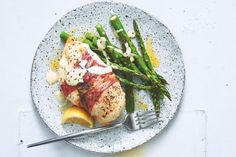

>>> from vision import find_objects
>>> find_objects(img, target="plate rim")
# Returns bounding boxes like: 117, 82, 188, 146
30, 1, 185, 154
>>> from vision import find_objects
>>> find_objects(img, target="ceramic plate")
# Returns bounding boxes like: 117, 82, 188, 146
31, 1, 185, 153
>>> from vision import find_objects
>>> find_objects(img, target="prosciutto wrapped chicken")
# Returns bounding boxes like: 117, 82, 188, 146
58, 37, 125, 125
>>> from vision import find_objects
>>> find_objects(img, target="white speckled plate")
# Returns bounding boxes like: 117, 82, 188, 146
31, 1, 185, 154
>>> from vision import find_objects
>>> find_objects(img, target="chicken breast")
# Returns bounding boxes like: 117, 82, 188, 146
90, 82, 125, 125
60, 82, 82, 107
59, 37, 125, 125
83, 72, 125, 125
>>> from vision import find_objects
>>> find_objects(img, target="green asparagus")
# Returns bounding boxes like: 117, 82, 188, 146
109, 15, 171, 100
117, 76, 154, 90
133, 20, 168, 85
60, 32, 71, 42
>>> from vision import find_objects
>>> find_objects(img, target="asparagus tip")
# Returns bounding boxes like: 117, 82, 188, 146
110, 15, 118, 20
60, 32, 70, 42
95, 23, 102, 28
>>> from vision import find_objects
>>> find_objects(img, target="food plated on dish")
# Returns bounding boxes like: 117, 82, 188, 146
31, 2, 185, 152
45, 15, 171, 128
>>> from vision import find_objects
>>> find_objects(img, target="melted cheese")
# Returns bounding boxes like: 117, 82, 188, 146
65, 68, 86, 86
46, 69, 58, 85
128, 31, 136, 38
97, 37, 106, 50
124, 42, 134, 62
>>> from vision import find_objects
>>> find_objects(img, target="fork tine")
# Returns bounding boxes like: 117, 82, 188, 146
138, 110, 159, 120
138, 113, 157, 123
140, 119, 159, 129
138, 110, 160, 117
141, 112, 158, 119
131, 110, 160, 130
138, 117, 158, 124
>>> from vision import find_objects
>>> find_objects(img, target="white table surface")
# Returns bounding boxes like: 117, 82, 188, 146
0, 0, 236, 156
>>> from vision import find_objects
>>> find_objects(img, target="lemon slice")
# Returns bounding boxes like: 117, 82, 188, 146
62, 106, 94, 128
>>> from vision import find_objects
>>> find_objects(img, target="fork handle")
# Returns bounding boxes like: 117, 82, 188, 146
27, 123, 123, 148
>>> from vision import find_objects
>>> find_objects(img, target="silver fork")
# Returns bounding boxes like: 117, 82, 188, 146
27, 110, 160, 148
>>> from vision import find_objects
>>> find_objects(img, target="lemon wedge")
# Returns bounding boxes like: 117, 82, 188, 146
62, 106, 94, 128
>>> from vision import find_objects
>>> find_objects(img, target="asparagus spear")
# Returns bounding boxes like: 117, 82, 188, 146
117, 76, 154, 90
133, 20, 167, 109
109, 63, 149, 80
95, 25, 161, 87
84, 32, 99, 45
133, 20, 168, 85
133, 20, 152, 70
60, 31, 71, 42
110, 16, 170, 108
60, 31, 97, 50
150, 90, 162, 111
124, 74, 135, 113
96, 24, 113, 45
109, 15, 150, 73
109, 15, 171, 100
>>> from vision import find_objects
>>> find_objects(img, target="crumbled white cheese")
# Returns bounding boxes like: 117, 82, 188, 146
46, 69, 58, 85
128, 31, 136, 38
65, 68, 86, 86
123, 43, 135, 62
130, 56, 135, 62
54, 90, 65, 102
123, 43, 132, 57
97, 37, 106, 51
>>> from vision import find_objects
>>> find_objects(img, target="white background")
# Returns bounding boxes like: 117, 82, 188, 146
0, 0, 236, 156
